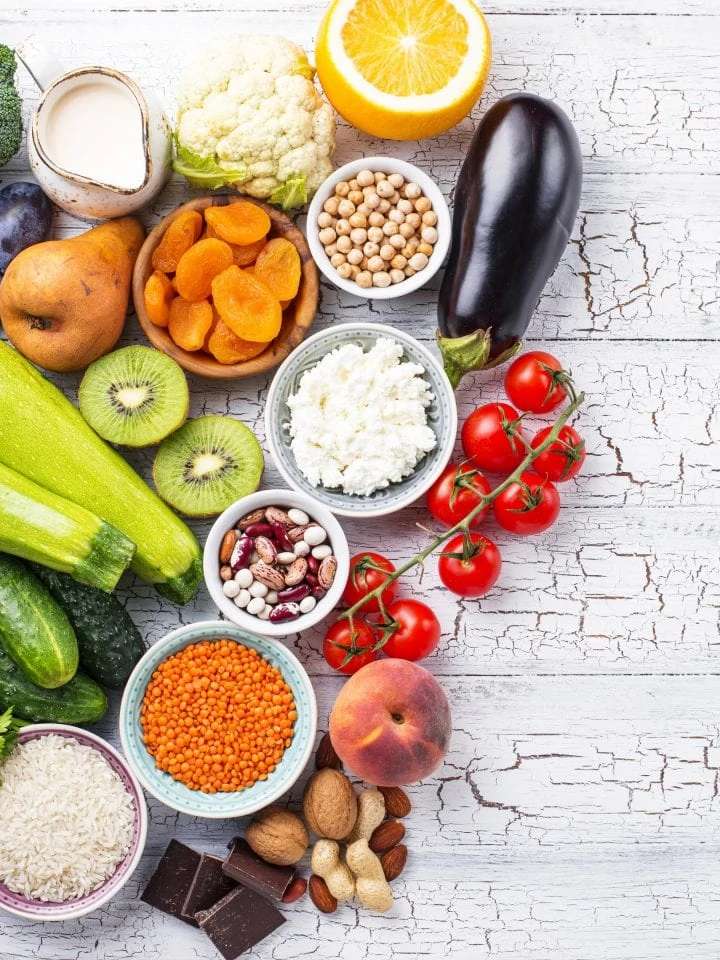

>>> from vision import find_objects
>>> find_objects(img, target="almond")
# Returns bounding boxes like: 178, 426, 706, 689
315, 732, 342, 770
309, 874, 337, 913
281, 876, 308, 904
381, 843, 408, 882
378, 785, 412, 818
369, 819, 405, 854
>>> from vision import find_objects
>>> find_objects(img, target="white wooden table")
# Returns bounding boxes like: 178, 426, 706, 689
1, 1, 718, 957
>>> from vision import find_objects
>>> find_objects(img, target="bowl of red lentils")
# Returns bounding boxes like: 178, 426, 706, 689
118, 620, 317, 818
306, 156, 451, 299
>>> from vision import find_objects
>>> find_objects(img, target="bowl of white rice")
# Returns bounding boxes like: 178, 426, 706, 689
0, 724, 147, 921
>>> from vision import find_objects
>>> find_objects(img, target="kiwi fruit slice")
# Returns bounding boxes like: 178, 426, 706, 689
79, 346, 189, 447
153, 415, 264, 517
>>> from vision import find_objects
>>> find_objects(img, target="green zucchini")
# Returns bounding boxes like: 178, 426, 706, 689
0, 647, 107, 724
0, 461, 135, 593
0, 342, 202, 604
0, 555, 78, 688
31, 565, 146, 689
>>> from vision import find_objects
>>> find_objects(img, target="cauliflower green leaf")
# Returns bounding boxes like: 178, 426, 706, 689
269, 175, 308, 211
172, 140, 248, 190
0, 706, 25, 778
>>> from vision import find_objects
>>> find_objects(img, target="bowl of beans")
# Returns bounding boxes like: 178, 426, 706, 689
203, 489, 350, 637
306, 156, 451, 299
119, 620, 317, 818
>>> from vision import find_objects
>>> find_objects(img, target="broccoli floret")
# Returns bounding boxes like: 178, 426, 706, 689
0, 46, 21, 167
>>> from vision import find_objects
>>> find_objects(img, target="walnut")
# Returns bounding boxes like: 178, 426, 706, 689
303, 768, 358, 839
245, 805, 309, 866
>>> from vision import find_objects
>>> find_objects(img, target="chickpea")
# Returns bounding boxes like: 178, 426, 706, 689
336, 235, 352, 254
388, 172, 405, 190
325, 242, 338, 257
389, 268, 405, 284
364, 192, 381, 210
389, 234, 406, 249
379, 243, 395, 261
335, 181, 350, 197
404, 265, 416, 278
337, 199, 356, 219
376, 179, 394, 199
363, 241, 380, 258
414, 196, 432, 214
349, 212, 368, 229
399, 222, 415, 239
318, 227, 336, 246
382, 220, 399, 237
347, 247, 364, 266
372, 271, 392, 287
356, 203, 371, 218
397, 198, 414, 216
417, 241, 434, 257
374, 171, 385, 183
350, 227, 368, 245
390, 191, 401, 205
330, 252, 347, 268
390, 254, 407, 270
348, 190, 364, 206
405, 212, 422, 229
349, 264, 361, 280
348, 178, 360, 191
356, 270, 373, 288
409, 251, 429, 271
336, 262, 353, 280
356, 169, 375, 188
388, 208, 405, 224
367, 226, 384, 244
323, 196, 340, 216
360, 255, 369, 269
378, 199, 391, 214
368, 211, 385, 228
422, 210, 438, 227
335, 218, 351, 236
401, 244, 415, 259
404, 182, 422, 199
317, 211, 334, 228
367, 255, 385, 273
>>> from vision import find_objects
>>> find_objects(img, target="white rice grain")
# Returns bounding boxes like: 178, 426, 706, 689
0, 735, 135, 901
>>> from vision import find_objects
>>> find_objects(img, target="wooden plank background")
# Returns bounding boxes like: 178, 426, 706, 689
0, 0, 717, 956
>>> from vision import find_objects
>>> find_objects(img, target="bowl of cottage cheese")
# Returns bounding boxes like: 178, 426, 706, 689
264, 323, 457, 517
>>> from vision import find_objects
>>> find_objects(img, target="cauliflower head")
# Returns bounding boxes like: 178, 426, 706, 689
173, 35, 336, 209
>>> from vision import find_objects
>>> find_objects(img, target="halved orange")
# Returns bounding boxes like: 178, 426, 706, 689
315, 0, 491, 140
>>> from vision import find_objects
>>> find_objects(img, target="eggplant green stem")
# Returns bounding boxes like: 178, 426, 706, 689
340, 390, 585, 622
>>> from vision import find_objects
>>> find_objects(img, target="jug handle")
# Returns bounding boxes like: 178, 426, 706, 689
15, 36, 66, 91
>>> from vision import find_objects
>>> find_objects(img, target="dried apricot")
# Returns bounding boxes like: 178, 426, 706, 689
207, 318, 269, 364
168, 297, 214, 352
254, 238, 301, 301
211, 266, 283, 342
230, 236, 267, 268
143, 270, 174, 327
175, 238, 234, 302
152, 210, 203, 272
205, 201, 271, 246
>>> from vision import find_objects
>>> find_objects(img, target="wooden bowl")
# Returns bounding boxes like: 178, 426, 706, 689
132, 196, 319, 379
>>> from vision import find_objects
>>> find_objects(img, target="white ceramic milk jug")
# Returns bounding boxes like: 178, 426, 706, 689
16, 36, 172, 220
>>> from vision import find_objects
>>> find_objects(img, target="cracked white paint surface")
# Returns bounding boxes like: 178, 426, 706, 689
1, 0, 718, 957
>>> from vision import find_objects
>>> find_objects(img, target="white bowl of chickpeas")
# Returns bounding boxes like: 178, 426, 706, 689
306, 156, 451, 299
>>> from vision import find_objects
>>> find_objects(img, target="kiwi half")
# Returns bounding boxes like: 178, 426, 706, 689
79, 346, 189, 447
153, 415, 264, 517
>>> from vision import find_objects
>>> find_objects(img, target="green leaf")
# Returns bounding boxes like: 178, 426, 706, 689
269, 175, 308, 211
0, 706, 25, 770
172, 139, 248, 190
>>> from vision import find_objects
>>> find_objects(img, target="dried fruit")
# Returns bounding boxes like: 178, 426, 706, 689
230, 236, 268, 268
315, 731, 342, 770
205, 201, 271, 245
175, 237, 234, 302
245, 805, 309, 866
143, 270, 174, 328
378, 785, 412, 818
369, 820, 405, 854
211, 265, 282, 341
380, 843, 408, 882
308, 874, 337, 913
281, 876, 308, 904
167, 297, 214, 352
206, 315, 268, 365
253, 237, 301, 301
303, 768, 357, 839
152, 209, 203, 272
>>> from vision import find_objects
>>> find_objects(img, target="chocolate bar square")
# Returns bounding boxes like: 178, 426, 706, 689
141, 839, 201, 920
196, 885, 286, 960
180, 853, 238, 926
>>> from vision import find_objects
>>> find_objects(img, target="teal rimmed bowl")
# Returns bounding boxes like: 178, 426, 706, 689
119, 621, 317, 818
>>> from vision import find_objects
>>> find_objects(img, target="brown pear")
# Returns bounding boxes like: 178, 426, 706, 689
0, 216, 145, 372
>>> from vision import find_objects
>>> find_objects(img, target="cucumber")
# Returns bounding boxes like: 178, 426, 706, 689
0, 342, 202, 604
31, 565, 146, 689
0, 461, 135, 593
0, 647, 107, 724
0, 555, 78, 688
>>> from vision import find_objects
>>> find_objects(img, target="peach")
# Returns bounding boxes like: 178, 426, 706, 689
329, 659, 451, 786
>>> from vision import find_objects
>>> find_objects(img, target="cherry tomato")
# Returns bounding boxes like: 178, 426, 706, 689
323, 619, 379, 674
381, 599, 441, 662
493, 471, 561, 535
504, 351, 570, 414
426, 462, 491, 528
438, 532, 502, 597
342, 552, 397, 614
461, 402, 525, 474
531, 425, 586, 481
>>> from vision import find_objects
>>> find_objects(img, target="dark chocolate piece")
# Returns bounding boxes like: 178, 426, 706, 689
180, 853, 238, 926
196, 885, 286, 960
141, 839, 201, 920
222, 838, 295, 901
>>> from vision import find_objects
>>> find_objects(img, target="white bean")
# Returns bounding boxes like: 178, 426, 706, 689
256, 604, 272, 620
249, 580, 269, 598
299, 596, 317, 614
265, 591, 279, 605
247, 596, 266, 615
294, 540, 311, 557
234, 588, 251, 608
277, 552, 296, 564
312, 544, 333, 559
288, 508, 310, 525
304, 525, 327, 546
223, 580, 240, 598
234, 568, 253, 588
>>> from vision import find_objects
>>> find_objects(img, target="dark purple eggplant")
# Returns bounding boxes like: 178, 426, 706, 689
437, 93, 582, 388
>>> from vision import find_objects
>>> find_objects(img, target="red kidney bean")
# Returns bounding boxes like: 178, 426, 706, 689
268, 602, 301, 623
307, 556, 319, 574
230, 535, 254, 570
243, 522, 275, 539
271, 522, 294, 552
277, 583, 311, 604
311, 585, 326, 601
305, 573, 318, 587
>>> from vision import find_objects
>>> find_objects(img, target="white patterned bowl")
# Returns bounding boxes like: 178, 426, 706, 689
264, 322, 458, 517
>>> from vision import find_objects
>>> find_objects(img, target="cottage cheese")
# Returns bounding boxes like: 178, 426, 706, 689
286, 337, 437, 496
